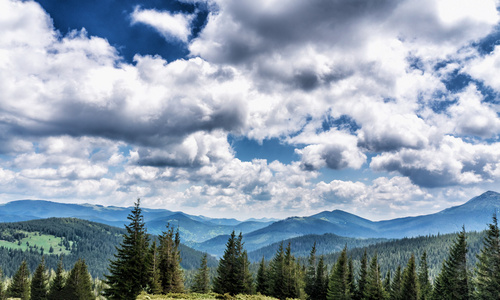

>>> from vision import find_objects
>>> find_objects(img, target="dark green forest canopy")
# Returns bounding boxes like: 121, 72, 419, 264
0, 218, 216, 278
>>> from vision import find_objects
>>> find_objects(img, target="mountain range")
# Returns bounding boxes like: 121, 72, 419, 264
1, 191, 499, 257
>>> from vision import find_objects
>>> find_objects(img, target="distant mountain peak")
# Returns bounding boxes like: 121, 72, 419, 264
465, 191, 500, 204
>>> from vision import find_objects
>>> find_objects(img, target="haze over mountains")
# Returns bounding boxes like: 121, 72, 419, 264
0, 191, 499, 257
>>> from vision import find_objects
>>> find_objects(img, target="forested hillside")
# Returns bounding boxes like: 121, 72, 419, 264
248, 233, 387, 261
0, 218, 216, 278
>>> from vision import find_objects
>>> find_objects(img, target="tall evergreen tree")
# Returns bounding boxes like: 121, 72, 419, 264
401, 254, 418, 300
364, 253, 385, 300
7, 260, 30, 300
48, 258, 66, 300
433, 227, 469, 300
327, 245, 351, 300
383, 270, 391, 297
64, 259, 93, 300
305, 243, 317, 299
213, 231, 250, 295
418, 252, 431, 300
104, 199, 150, 299
31, 256, 49, 300
356, 249, 368, 300
192, 253, 210, 293
256, 256, 269, 295
158, 225, 184, 293
315, 256, 329, 300
474, 214, 500, 299
347, 258, 356, 299
239, 248, 254, 295
390, 265, 402, 300
148, 240, 162, 294
269, 242, 300, 299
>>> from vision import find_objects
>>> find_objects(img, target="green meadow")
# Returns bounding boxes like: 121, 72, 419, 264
0, 230, 71, 255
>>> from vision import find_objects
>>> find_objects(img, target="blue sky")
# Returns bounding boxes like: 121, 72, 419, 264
1, 0, 500, 220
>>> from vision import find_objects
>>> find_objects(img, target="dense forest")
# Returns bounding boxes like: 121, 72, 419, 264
1, 200, 500, 299
0, 218, 216, 279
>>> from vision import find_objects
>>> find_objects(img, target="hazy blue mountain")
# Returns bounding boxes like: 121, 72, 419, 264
0, 200, 271, 243
1, 191, 499, 257
191, 191, 500, 256
375, 190, 500, 237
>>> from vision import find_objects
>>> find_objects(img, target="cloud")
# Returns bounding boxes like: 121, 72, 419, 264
130, 6, 195, 43
371, 136, 500, 187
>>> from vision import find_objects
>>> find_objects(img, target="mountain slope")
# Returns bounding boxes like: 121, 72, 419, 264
0, 218, 217, 278
0, 200, 271, 243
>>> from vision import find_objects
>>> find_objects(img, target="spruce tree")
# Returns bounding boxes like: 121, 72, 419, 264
213, 231, 249, 295
383, 270, 391, 298
315, 256, 329, 300
401, 254, 418, 300
364, 253, 385, 300
269, 242, 286, 299
8, 260, 30, 300
390, 265, 402, 300
305, 243, 317, 299
31, 257, 49, 300
256, 256, 269, 295
48, 258, 65, 300
158, 225, 184, 293
418, 251, 432, 300
148, 240, 162, 294
64, 259, 93, 300
104, 199, 150, 299
239, 249, 254, 294
327, 245, 350, 300
356, 249, 368, 300
474, 214, 500, 299
283, 242, 299, 299
347, 258, 357, 299
192, 253, 210, 293
433, 227, 469, 300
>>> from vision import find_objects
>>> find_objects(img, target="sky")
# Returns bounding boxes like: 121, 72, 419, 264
1, 0, 500, 221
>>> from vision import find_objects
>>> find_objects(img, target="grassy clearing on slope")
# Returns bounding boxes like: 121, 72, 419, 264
136, 292, 283, 300
0, 230, 71, 255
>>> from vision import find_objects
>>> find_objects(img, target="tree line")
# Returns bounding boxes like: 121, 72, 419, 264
105, 199, 500, 300
0, 256, 95, 300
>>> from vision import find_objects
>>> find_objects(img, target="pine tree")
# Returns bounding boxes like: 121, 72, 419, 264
158, 225, 184, 293
192, 253, 210, 293
283, 242, 299, 299
418, 251, 431, 300
474, 214, 500, 299
7, 260, 30, 300
269, 242, 286, 299
364, 253, 385, 300
401, 254, 418, 300
390, 265, 402, 300
315, 256, 329, 300
327, 245, 350, 300
48, 258, 66, 300
148, 240, 162, 294
356, 249, 368, 300
64, 259, 94, 300
433, 227, 469, 300
240, 249, 254, 295
347, 258, 357, 299
256, 256, 269, 295
104, 199, 150, 299
213, 231, 250, 295
31, 256, 49, 300
305, 243, 317, 299
383, 270, 391, 297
